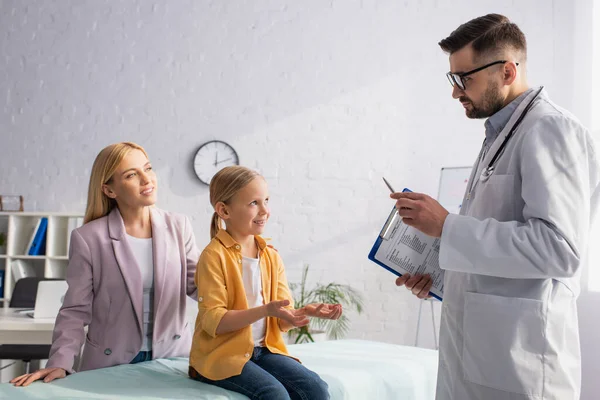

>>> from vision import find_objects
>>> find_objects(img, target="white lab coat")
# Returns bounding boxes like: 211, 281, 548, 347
436, 88, 600, 400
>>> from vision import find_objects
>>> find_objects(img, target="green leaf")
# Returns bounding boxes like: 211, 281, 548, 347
288, 264, 364, 341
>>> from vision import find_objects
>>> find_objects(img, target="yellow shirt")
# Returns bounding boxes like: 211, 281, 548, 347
189, 229, 296, 380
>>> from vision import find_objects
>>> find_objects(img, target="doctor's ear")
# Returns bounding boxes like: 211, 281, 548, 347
503, 61, 519, 85
102, 184, 117, 199
215, 202, 230, 220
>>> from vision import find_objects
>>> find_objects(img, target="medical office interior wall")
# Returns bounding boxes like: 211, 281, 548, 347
0, 0, 593, 362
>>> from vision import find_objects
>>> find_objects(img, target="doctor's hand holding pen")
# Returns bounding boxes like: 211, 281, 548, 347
389, 190, 449, 299
390, 191, 449, 238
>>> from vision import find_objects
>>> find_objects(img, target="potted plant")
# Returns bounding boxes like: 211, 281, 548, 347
288, 264, 364, 344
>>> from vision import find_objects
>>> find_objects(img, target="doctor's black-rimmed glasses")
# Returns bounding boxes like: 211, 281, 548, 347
446, 60, 519, 90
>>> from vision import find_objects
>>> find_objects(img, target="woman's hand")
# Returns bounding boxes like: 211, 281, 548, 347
266, 300, 310, 328
10, 367, 67, 387
301, 303, 343, 320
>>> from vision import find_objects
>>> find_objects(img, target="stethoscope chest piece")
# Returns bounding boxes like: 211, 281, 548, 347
480, 166, 494, 182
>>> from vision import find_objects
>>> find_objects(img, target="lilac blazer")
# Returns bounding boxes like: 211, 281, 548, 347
46, 207, 200, 373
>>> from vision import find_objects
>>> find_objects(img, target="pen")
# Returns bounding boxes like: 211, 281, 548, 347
381, 177, 400, 239
382, 177, 395, 193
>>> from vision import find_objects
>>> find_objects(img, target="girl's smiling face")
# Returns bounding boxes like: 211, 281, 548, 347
221, 177, 270, 237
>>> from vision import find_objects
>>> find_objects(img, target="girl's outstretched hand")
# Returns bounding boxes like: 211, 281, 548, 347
266, 299, 310, 327
302, 303, 343, 320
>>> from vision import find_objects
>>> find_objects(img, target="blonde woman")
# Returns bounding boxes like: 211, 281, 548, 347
189, 166, 341, 399
11, 142, 200, 386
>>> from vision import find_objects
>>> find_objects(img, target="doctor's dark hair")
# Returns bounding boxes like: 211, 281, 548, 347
439, 14, 527, 61
209, 166, 262, 239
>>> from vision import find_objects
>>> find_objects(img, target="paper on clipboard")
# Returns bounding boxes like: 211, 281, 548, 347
368, 190, 445, 300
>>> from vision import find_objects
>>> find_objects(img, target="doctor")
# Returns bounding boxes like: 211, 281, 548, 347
393, 14, 600, 400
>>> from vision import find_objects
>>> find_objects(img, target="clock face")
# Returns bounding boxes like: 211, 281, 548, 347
193, 140, 240, 185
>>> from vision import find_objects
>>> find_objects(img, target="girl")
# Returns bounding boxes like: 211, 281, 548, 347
189, 166, 342, 400
12, 142, 200, 386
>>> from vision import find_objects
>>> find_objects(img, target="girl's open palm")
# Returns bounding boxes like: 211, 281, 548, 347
303, 303, 343, 320
266, 299, 310, 327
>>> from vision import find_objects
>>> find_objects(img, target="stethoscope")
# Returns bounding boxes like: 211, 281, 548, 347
466, 86, 544, 199
479, 86, 544, 181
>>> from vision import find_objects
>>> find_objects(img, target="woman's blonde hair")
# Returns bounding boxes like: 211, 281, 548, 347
209, 165, 261, 239
84, 142, 149, 224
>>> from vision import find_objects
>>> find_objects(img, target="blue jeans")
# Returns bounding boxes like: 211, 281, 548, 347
130, 350, 153, 364
190, 346, 329, 400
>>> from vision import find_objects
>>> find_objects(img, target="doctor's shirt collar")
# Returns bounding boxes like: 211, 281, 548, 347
484, 88, 533, 145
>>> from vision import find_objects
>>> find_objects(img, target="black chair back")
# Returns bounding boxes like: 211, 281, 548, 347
9, 277, 46, 308
0, 277, 59, 369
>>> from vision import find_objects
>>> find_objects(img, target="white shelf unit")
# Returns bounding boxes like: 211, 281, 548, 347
0, 212, 84, 307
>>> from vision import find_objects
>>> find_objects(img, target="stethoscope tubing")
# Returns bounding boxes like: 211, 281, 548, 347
479, 86, 544, 183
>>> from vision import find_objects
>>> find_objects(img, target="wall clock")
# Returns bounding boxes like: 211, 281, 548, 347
193, 140, 240, 185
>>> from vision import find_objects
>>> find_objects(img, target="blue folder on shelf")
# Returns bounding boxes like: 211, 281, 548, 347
368, 188, 444, 301
28, 217, 48, 256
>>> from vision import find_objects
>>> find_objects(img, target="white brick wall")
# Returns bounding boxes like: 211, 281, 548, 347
0, 0, 592, 356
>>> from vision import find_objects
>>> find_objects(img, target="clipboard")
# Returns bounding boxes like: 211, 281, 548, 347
368, 188, 444, 301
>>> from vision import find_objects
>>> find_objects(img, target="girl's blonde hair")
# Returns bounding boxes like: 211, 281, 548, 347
209, 166, 261, 239
84, 142, 149, 224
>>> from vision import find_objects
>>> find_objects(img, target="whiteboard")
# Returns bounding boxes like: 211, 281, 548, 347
437, 167, 472, 215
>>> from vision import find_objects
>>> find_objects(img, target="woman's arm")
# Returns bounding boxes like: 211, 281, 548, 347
12, 229, 94, 386
45, 229, 94, 372
183, 216, 201, 298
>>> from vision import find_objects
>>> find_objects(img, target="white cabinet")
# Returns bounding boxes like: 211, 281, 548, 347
0, 212, 83, 307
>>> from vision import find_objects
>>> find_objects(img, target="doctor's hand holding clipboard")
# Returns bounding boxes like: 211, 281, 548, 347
383, 177, 450, 300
